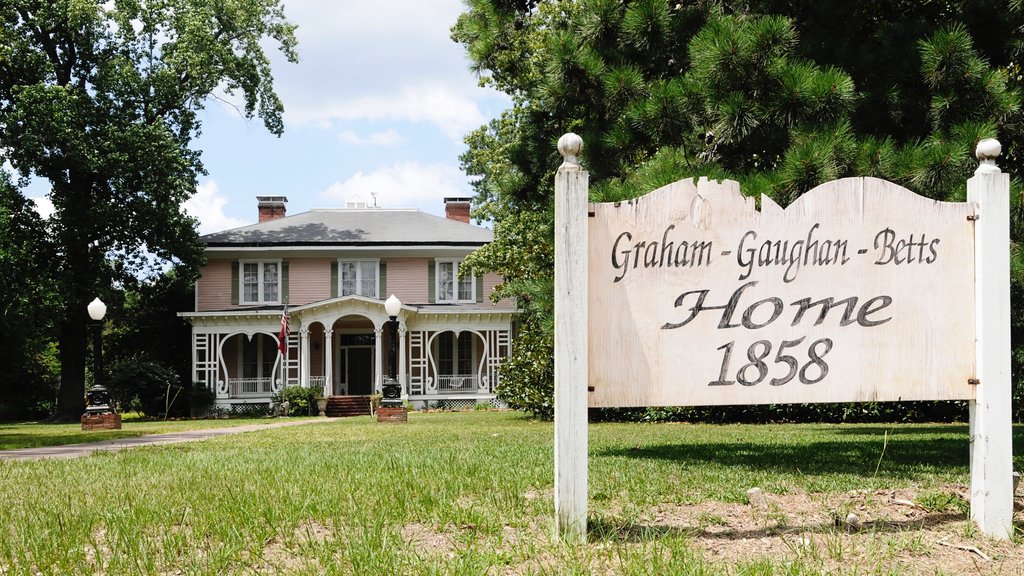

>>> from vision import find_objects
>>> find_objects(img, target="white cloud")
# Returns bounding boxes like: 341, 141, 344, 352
320, 162, 471, 213
183, 180, 250, 235
259, 0, 507, 143
30, 196, 54, 220
338, 128, 406, 146
290, 85, 486, 142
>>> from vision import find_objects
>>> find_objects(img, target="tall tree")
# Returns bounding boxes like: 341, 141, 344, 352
0, 0, 297, 420
0, 171, 59, 419
454, 0, 1022, 417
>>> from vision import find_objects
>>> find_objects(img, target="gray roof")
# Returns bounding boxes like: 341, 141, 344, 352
201, 209, 492, 246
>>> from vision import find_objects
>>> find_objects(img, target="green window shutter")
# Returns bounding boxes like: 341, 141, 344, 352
330, 261, 338, 298
281, 262, 289, 303
379, 262, 387, 299
476, 275, 484, 303
231, 261, 239, 305
427, 260, 435, 303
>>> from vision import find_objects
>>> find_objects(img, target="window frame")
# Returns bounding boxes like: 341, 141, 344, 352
239, 259, 282, 305
435, 258, 475, 304
337, 258, 380, 299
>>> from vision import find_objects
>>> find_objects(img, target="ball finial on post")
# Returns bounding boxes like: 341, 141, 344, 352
975, 138, 1002, 174
558, 133, 584, 171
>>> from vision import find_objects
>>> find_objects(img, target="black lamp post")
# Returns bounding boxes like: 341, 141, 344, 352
83, 297, 119, 429
381, 294, 403, 407
86, 297, 107, 391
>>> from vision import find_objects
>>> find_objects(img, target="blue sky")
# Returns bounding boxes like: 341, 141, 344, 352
28, 0, 509, 235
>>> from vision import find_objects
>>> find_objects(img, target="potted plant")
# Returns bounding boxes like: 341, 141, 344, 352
314, 392, 327, 417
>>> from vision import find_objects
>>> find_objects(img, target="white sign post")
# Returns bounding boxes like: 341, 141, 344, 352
967, 139, 1013, 539
554, 133, 589, 543
553, 133, 1013, 540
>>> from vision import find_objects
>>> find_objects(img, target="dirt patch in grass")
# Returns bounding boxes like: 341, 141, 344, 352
480, 487, 1020, 575
402, 522, 458, 558
84, 526, 112, 571
606, 484, 1024, 575
292, 519, 334, 545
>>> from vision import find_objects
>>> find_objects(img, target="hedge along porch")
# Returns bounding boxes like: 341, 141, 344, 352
553, 134, 1013, 541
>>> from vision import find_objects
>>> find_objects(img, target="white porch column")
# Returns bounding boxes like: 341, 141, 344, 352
299, 328, 310, 388
374, 328, 383, 394
399, 323, 408, 400
324, 330, 333, 397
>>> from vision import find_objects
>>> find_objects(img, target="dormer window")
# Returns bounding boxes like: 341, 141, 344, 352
436, 259, 475, 303
240, 260, 281, 304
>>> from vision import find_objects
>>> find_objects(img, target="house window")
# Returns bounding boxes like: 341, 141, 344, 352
437, 331, 475, 376
339, 260, 379, 298
436, 260, 474, 303
241, 261, 280, 304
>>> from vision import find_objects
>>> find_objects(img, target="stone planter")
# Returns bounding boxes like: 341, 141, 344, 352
316, 398, 327, 417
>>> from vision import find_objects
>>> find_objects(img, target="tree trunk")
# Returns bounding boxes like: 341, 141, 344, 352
53, 303, 87, 421
52, 219, 92, 422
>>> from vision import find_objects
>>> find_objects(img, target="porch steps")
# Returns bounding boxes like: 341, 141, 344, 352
325, 396, 372, 418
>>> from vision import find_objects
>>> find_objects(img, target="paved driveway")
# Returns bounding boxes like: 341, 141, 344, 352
0, 419, 329, 461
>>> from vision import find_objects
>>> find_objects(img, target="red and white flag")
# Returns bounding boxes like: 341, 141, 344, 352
278, 303, 291, 356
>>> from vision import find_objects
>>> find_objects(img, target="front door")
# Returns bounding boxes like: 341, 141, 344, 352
347, 348, 373, 395
335, 333, 375, 396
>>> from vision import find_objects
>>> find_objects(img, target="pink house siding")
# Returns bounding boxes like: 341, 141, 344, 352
483, 272, 515, 309
386, 258, 429, 304
197, 260, 234, 311
287, 258, 332, 305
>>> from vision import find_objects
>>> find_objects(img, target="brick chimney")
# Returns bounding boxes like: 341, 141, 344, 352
444, 197, 471, 224
257, 196, 287, 222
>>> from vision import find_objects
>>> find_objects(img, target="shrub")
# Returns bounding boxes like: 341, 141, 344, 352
272, 386, 319, 416
106, 355, 182, 417
189, 383, 216, 417
495, 318, 554, 419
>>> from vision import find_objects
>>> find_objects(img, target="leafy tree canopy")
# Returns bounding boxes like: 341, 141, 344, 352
0, 0, 297, 419
453, 0, 1024, 418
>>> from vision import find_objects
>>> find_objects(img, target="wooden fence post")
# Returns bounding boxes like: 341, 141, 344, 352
967, 138, 1013, 539
554, 133, 589, 543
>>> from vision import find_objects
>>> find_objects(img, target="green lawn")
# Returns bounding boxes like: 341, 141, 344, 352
0, 412, 1020, 574
0, 416, 313, 450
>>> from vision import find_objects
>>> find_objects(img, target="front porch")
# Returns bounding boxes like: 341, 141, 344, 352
183, 296, 515, 410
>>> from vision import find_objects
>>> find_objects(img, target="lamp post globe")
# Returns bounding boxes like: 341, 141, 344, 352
384, 294, 402, 318
87, 297, 107, 321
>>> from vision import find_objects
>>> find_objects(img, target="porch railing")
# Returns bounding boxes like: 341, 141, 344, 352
229, 377, 274, 397
309, 376, 327, 396
436, 375, 480, 394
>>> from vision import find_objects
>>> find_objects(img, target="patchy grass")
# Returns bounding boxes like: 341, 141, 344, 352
0, 416, 309, 450
0, 412, 1021, 574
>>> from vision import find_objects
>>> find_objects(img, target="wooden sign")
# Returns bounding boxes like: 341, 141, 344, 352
588, 177, 977, 407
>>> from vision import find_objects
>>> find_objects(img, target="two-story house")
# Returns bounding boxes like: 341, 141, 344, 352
180, 196, 516, 413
